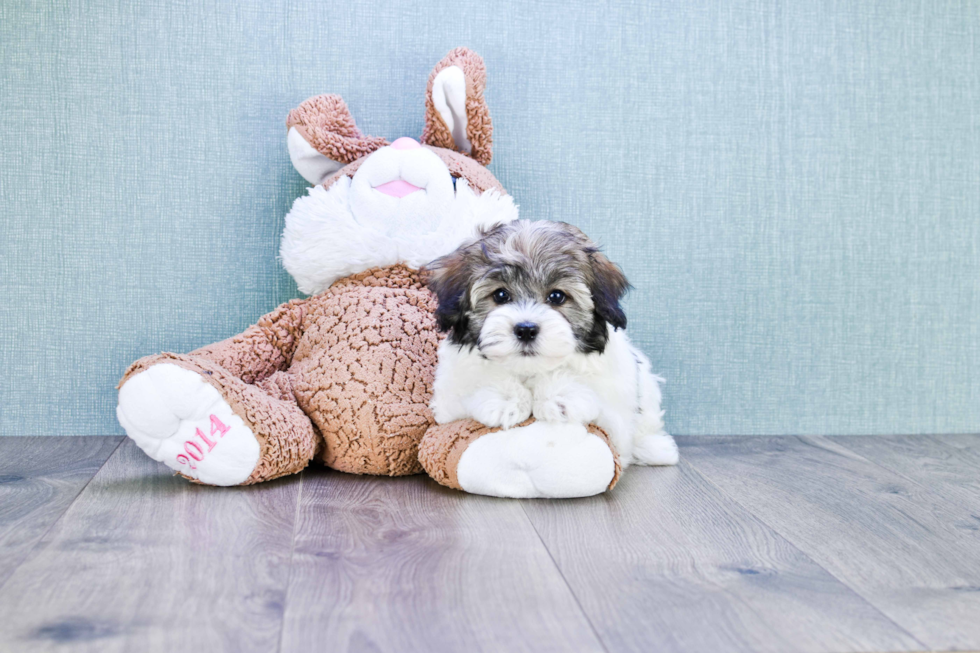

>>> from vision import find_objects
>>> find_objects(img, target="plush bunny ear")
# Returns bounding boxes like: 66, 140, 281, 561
422, 48, 493, 166
286, 94, 388, 185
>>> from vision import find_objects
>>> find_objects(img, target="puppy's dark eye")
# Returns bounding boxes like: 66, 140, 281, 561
547, 290, 566, 306
492, 288, 510, 304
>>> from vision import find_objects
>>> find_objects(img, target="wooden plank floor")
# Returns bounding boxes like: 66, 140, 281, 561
0, 435, 977, 653
0, 437, 121, 588
682, 436, 980, 652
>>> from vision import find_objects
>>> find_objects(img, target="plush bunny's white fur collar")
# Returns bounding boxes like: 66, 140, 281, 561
280, 175, 518, 295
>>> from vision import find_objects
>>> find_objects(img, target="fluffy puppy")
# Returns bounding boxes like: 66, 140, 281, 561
423, 220, 678, 468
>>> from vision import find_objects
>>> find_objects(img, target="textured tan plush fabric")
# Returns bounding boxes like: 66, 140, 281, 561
290, 266, 440, 476
120, 265, 441, 483
319, 156, 367, 191
286, 94, 389, 165
417, 418, 494, 490
592, 426, 623, 490
191, 299, 308, 385
119, 352, 320, 484
432, 147, 505, 194
422, 47, 493, 166
419, 418, 623, 492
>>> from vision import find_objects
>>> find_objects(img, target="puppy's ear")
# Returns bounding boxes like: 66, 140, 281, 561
422, 249, 474, 343
589, 251, 630, 330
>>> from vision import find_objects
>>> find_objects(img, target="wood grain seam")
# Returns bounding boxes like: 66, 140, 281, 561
276, 469, 305, 653
682, 443, 931, 652
0, 436, 125, 595
518, 501, 611, 653
827, 436, 979, 514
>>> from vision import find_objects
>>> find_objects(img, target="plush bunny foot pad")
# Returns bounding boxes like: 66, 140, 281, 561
420, 419, 622, 499
460, 423, 614, 498
117, 364, 260, 486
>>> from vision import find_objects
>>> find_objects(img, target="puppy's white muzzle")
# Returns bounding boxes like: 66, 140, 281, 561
478, 302, 577, 368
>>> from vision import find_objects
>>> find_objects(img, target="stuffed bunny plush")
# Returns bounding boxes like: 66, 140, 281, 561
116, 48, 631, 498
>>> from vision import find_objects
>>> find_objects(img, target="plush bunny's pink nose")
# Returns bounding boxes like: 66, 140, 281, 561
391, 137, 421, 150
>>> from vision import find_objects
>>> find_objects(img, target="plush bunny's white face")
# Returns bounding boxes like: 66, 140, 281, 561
280, 49, 510, 295
280, 139, 517, 296
348, 138, 458, 236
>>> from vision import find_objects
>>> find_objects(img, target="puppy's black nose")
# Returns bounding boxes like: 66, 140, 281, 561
514, 322, 539, 342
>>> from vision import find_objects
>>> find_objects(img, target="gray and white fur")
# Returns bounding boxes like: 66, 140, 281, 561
424, 220, 678, 468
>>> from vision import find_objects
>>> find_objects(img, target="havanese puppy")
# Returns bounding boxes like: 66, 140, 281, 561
423, 219, 679, 468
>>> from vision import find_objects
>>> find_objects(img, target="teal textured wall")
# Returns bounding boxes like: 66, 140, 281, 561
2, 0, 978, 436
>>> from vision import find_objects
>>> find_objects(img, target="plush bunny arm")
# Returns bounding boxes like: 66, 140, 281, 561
190, 298, 308, 385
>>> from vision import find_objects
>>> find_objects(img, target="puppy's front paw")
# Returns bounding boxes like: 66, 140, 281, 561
467, 387, 533, 429
533, 383, 601, 424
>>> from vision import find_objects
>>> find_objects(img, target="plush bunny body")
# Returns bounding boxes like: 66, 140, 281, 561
116, 49, 632, 497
